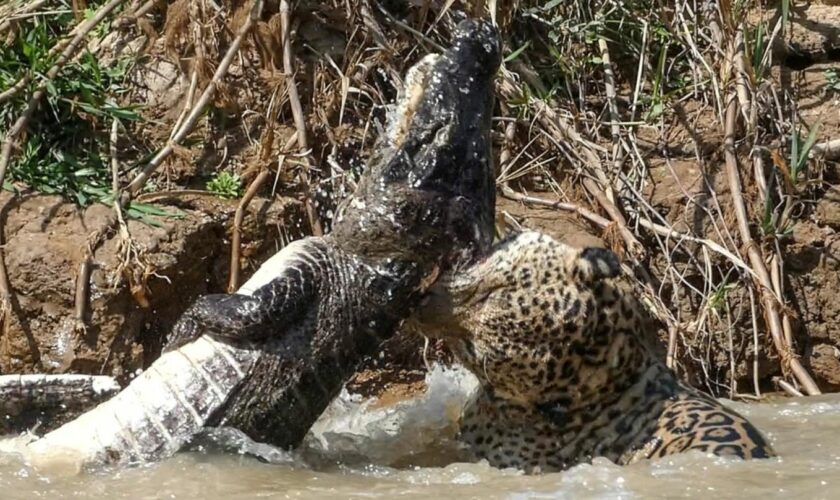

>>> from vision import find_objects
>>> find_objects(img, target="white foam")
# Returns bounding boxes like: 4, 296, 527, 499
305, 363, 480, 465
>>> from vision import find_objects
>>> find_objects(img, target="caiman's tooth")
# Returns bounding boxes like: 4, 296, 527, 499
389, 53, 440, 148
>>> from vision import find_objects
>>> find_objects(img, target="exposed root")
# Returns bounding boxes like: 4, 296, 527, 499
73, 241, 94, 336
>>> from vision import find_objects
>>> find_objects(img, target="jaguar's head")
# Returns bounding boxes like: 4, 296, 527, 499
412, 231, 657, 408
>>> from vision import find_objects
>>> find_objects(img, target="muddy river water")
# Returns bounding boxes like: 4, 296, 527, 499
2, 366, 839, 499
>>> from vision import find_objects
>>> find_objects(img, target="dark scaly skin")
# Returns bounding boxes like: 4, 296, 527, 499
412, 231, 774, 473
165, 20, 501, 448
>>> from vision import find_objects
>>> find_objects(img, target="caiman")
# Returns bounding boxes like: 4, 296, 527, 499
16, 19, 501, 468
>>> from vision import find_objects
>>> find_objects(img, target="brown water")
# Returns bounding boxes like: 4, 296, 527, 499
2, 366, 839, 499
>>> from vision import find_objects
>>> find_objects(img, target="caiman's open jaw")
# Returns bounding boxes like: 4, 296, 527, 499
332, 19, 501, 266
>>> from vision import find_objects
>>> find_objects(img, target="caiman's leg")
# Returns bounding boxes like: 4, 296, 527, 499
164, 238, 326, 351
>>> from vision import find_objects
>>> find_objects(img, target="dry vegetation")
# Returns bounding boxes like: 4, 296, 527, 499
1, 0, 840, 398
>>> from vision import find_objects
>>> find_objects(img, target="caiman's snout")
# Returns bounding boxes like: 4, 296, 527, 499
383, 19, 501, 186
449, 19, 502, 78
332, 18, 501, 265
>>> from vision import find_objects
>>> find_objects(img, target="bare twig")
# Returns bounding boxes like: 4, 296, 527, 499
665, 325, 678, 369
228, 169, 271, 292
279, 0, 322, 236
228, 120, 299, 291
732, 26, 754, 132
126, 0, 265, 196
770, 254, 794, 348
169, 69, 199, 141
597, 36, 621, 143
776, 378, 804, 398
0, 227, 11, 337
722, 93, 820, 396
110, 119, 125, 233
499, 185, 611, 228
581, 177, 643, 258
748, 287, 761, 399
73, 251, 93, 334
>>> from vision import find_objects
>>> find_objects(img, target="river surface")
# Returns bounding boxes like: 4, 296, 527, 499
1, 366, 839, 499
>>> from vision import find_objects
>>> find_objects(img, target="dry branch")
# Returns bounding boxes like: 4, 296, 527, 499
73, 252, 93, 334
0, 231, 11, 337
228, 169, 271, 292
126, 0, 265, 196
776, 378, 804, 398
279, 0, 322, 237
722, 93, 820, 396
499, 186, 613, 233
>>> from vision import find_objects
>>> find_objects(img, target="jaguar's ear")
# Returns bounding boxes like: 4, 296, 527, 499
575, 247, 621, 283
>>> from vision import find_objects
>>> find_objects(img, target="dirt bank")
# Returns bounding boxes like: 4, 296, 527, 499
2, 1, 840, 400
0, 192, 306, 381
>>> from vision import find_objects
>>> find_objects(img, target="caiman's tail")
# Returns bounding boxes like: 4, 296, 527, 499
23, 335, 257, 468
1, 374, 120, 435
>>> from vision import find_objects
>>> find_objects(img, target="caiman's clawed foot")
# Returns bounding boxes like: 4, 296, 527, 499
164, 294, 258, 352
164, 239, 324, 351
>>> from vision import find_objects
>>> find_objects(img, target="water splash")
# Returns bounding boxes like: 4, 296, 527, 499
304, 364, 480, 466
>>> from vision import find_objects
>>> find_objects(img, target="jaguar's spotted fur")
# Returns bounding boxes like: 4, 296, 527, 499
414, 231, 775, 473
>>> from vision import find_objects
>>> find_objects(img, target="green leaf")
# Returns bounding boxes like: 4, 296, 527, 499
74, 167, 99, 177
797, 123, 821, 173
789, 125, 799, 180
128, 202, 185, 218
752, 22, 766, 77
504, 41, 531, 63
